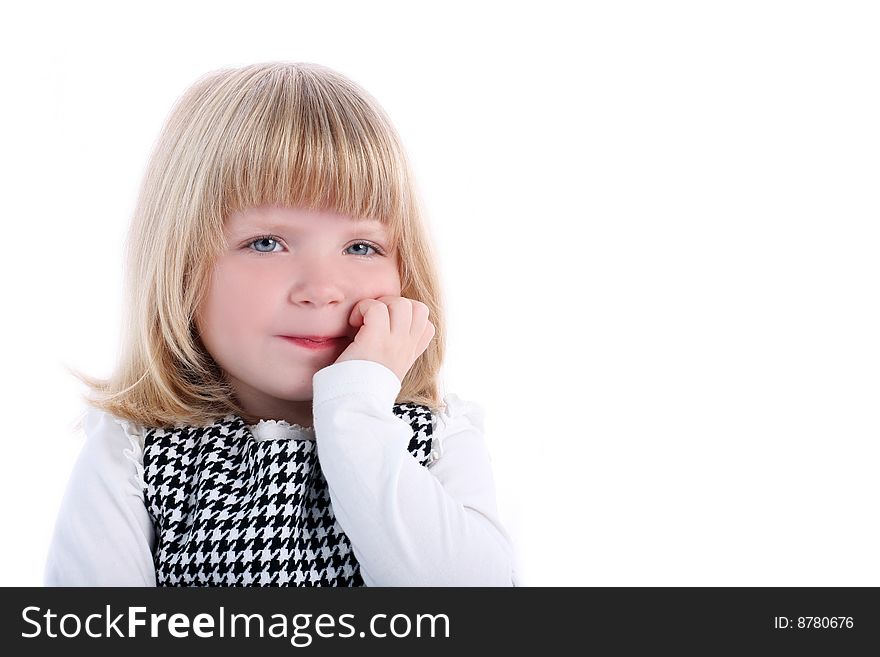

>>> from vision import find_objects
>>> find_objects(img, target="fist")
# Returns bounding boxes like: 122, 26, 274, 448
334, 295, 436, 383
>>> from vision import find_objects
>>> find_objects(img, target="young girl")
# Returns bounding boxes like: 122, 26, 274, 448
43, 61, 518, 587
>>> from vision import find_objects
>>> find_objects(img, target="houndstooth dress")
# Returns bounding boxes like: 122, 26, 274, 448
142, 402, 435, 587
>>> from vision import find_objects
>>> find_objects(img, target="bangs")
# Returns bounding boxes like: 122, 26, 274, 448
206, 64, 407, 248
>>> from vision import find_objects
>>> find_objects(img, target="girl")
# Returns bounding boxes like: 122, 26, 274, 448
43, 61, 518, 587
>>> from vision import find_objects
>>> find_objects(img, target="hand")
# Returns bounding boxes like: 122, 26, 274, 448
334, 295, 436, 383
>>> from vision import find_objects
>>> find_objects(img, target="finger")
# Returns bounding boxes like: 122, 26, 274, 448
409, 301, 430, 339
361, 298, 390, 337
349, 299, 379, 328
348, 300, 365, 328
385, 296, 413, 337
416, 320, 436, 356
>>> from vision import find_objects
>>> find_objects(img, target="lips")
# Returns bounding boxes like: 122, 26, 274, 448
282, 335, 343, 342
279, 335, 346, 351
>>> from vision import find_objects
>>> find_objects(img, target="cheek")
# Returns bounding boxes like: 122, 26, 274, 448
363, 262, 402, 297
201, 262, 274, 336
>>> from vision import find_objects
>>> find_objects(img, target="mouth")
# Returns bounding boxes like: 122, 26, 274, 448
278, 335, 346, 350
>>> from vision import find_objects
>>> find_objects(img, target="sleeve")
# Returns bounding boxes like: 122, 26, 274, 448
43, 408, 157, 586
312, 359, 518, 586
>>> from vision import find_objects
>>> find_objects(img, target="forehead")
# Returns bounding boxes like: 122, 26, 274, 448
227, 206, 387, 235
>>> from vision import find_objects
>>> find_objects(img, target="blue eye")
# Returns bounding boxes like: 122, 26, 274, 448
346, 242, 381, 257
249, 236, 283, 254
245, 235, 385, 258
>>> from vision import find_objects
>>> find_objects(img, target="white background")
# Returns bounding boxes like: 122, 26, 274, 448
1, 0, 878, 586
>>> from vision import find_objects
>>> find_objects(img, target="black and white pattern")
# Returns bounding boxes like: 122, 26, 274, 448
142, 402, 435, 587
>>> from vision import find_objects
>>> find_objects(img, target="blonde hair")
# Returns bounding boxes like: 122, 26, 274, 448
68, 61, 447, 431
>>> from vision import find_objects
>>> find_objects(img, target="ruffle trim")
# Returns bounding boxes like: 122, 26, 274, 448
431, 393, 487, 465
112, 416, 148, 495
249, 418, 315, 433
248, 418, 316, 442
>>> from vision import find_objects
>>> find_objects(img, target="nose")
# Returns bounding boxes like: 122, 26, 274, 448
292, 287, 343, 307
288, 256, 345, 307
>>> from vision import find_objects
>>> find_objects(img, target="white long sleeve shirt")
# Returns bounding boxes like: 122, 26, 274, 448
43, 359, 519, 586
